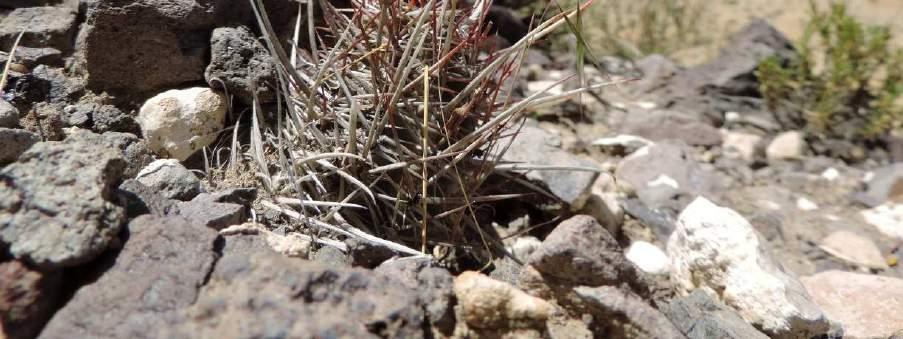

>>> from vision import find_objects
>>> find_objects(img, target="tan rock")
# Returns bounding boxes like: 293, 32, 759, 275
818, 231, 888, 269
454, 271, 553, 330
802, 270, 903, 339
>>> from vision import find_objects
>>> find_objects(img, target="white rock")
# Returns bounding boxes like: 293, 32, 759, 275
722, 130, 762, 162
508, 236, 542, 262
818, 231, 888, 269
861, 203, 903, 240
625, 241, 669, 274
668, 197, 830, 338
647, 174, 680, 189
137, 87, 227, 161
636, 101, 657, 109
796, 197, 819, 211
766, 131, 806, 161
820, 167, 840, 181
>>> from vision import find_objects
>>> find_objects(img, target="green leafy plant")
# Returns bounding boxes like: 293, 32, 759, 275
757, 1, 903, 142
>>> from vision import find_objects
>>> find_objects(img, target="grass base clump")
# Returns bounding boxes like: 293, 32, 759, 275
242, 0, 602, 263
757, 1, 903, 155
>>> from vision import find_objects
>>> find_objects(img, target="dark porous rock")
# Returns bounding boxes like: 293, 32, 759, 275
853, 162, 903, 207
619, 198, 676, 244
64, 101, 140, 134
20, 102, 65, 141
4, 66, 83, 110
312, 245, 351, 267
663, 289, 769, 339
375, 258, 456, 335
205, 25, 277, 104
177, 198, 245, 230
75, 0, 216, 93
0, 260, 62, 339
0, 0, 64, 7
191, 187, 257, 207
0, 99, 18, 128
527, 215, 641, 289
0, 128, 38, 164
0, 6, 78, 52
574, 286, 685, 339
0, 138, 126, 269
135, 159, 201, 201
172, 251, 427, 339
117, 179, 180, 218
347, 238, 398, 268
66, 129, 153, 178
39, 216, 219, 339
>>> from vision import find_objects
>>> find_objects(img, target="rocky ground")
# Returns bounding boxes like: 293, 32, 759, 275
2, 1, 903, 339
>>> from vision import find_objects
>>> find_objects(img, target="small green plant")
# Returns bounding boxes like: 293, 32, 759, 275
757, 1, 903, 142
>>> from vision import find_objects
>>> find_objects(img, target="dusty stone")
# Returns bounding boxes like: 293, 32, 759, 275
0, 99, 18, 128
265, 232, 311, 258
454, 271, 553, 330
591, 134, 653, 155
528, 215, 640, 288
801, 270, 903, 339
177, 198, 245, 230
0, 138, 126, 269
503, 124, 599, 209
172, 251, 426, 338
621, 109, 723, 147
0, 7, 78, 52
668, 197, 830, 338
39, 215, 219, 339
0, 46, 64, 68
205, 25, 277, 104
615, 141, 719, 211
375, 258, 456, 335
137, 87, 227, 160
855, 163, 903, 207
663, 289, 769, 339
722, 130, 763, 163
766, 131, 806, 161
818, 231, 888, 269
66, 130, 154, 178
0, 260, 62, 339
0, 128, 38, 164
575, 286, 685, 339
117, 179, 180, 218
135, 159, 201, 201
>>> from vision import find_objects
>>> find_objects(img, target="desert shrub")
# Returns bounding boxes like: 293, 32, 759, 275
239, 0, 606, 263
757, 1, 903, 142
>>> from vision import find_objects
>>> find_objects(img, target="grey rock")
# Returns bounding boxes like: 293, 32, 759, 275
504, 124, 599, 208
117, 179, 180, 218
205, 25, 277, 104
66, 130, 153, 178
171, 251, 426, 338
615, 141, 720, 211
63, 101, 139, 134
5, 66, 83, 109
347, 238, 397, 268
621, 109, 722, 147
0, 138, 126, 269
191, 187, 257, 207
854, 162, 903, 207
0, 46, 64, 68
39, 216, 219, 339
135, 159, 201, 201
528, 215, 640, 288
0, 0, 64, 7
312, 245, 351, 267
0, 7, 78, 52
575, 286, 685, 339
631, 54, 680, 94
0, 128, 38, 164
375, 258, 456, 335
0, 260, 62, 339
663, 289, 769, 339
0, 99, 18, 128
75, 0, 215, 93
221, 232, 272, 257
619, 198, 675, 243
177, 198, 245, 230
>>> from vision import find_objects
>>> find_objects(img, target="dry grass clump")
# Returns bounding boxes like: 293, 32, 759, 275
242, 0, 608, 262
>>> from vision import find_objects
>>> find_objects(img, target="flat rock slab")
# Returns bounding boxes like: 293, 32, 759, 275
802, 270, 903, 339
0, 6, 78, 52
575, 286, 685, 339
39, 216, 219, 339
616, 141, 720, 211
818, 230, 888, 269
0, 137, 126, 269
663, 289, 768, 339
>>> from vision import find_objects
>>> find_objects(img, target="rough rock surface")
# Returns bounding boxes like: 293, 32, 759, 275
616, 142, 719, 211
663, 289, 769, 339
801, 270, 903, 339
66, 130, 153, 178
172, 251, 427, 338
855, 162, 903, 207
0, 128, 39, 164
504, 124, 599, 208
575, 286, 685, 339
0, 99, 18, 128
624, 241, 669, 275
818, 230, 888, 269
137, 87, 227, 160
527, 215, 641, 288
205, 25, 277, 104
39, 216, 219, 339
135, 159, 201, 200
620, 109, 722, 147
0, 260, 62, 339
375, 258, 456, 335
0, 138, 126, 269
0, 6, 78, 52
766, 131, 806, 161
667, 197, 830, 338
454, 271, 553, 330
